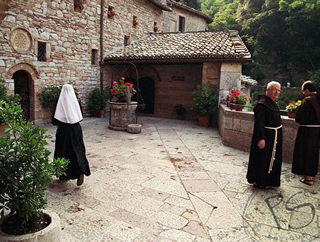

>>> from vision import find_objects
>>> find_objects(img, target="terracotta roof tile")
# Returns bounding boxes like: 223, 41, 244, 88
104, 31, 252, 62
148, 0, 172, 11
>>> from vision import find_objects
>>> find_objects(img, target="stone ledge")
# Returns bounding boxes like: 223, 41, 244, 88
219, 104, 310, 164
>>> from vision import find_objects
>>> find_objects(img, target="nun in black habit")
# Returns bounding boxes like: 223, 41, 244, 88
246, 81, 283, 189
52, 84, 90, 186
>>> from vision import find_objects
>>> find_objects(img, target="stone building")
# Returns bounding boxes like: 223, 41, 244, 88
104, 30, 251, 120
0, 0, 250, 124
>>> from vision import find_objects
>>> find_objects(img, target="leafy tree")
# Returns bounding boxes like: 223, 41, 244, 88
309, 69, 320, 93
201, 0, 234, 29
200, 0, 320, 85
237, 0, 296, 83
279, 0, 320, 72
211, 0, 241, 30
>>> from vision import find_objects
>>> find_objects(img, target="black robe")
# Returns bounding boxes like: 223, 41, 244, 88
292, 93, 320, 176
52, 116, 90, 180
246, 95, 283, 187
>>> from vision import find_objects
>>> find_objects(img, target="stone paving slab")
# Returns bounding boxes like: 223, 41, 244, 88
42, 116, 320, 241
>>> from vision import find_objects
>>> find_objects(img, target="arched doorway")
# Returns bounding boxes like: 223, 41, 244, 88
130, 77, 155, 114
138, 77, 154, 114
13, 70, 31, 120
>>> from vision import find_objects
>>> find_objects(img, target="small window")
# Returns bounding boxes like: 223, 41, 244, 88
133, 16, 138, 28
178, 16, 185, 32
154, 22, 159, 33
91, 49, 98, 65
124, 36, 130, 46
38, 42, 46, 62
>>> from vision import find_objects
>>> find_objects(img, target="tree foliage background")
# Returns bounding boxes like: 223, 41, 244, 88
183, 0, 320, 87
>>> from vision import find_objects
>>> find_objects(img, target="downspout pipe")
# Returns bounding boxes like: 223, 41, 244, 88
99, 0, 104, 90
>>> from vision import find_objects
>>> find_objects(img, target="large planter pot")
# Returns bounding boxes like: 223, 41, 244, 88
95, 109, 104, 118
0, 211, 61, 242
108, 101, 138, 131
198, 116, 210, 127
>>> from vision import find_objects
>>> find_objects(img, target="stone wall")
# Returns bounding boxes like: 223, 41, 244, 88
202, 63, 220, 86
0, 0, 104, 123
164, 5, 208, 32
219, 104, 308, 165
0, 0, 209, 124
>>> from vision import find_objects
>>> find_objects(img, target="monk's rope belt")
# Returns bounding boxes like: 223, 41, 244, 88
299, 124, 320, 127
264, 125, 282, 174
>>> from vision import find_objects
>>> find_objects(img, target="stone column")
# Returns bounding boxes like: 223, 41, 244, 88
219, 63, 242, 103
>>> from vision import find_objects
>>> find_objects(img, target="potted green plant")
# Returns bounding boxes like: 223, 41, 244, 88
0, 100, 69, 239
174, 104, 187, 120
88, 87, 107, 117
38, 86, 62, 110
192, 83, 219, 127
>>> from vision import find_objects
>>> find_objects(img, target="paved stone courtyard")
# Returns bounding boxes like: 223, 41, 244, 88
44, 116, 320, 242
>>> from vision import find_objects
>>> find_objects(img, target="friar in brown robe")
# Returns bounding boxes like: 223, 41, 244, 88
247, 81, 282, 188
292, 81, 320, 186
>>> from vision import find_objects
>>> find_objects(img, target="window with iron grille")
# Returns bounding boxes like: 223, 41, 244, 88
91, 49, 98, 65
38, 42, 46, 62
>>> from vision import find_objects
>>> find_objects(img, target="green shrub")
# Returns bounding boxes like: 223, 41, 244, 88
277, 88, 302, 110
309, 69, 320, 92
38, 86, 62, 109
192, 83, 219, 117
38, 83, 79, 110
0, 100, 69, 234
0, 79, 6, 101
174, 104, 187, 116
88, 87, 107, 116
251, 86, 302, 110
0, 79, 21, 125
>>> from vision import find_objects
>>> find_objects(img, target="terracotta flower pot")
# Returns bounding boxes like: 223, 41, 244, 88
287, 112, 296, 118
198, 116, 210, 127
234, 104, 244, 111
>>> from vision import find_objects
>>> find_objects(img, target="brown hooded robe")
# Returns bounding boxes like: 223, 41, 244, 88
247, 95, 283, 187
292, 93, 320, 176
